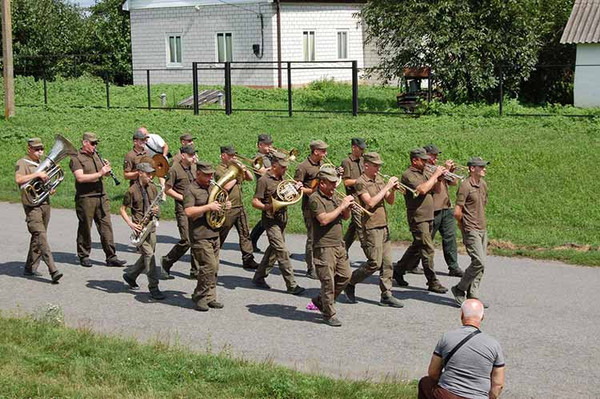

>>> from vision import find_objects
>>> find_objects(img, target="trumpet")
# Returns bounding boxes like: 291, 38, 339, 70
378, 173, 419, 198
425, 164, 466, 181
234, 153, 264, 173
332, 189, 373, 217
270, 147, 299, 163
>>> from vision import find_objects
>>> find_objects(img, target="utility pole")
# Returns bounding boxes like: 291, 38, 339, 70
1, 0, 15, 119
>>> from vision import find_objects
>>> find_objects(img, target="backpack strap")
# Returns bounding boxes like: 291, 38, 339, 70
444, 329, 481, 366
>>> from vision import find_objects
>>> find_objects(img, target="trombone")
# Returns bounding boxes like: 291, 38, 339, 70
234, 153, 264, 174
377, 173, 419, 198
270, 147, 299, 163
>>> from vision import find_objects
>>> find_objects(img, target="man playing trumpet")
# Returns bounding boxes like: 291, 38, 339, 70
120, 163, 165, 300
15, 137, 63, 283
341, 137, 367, 251
309, 168, 354, 326
394, 148, 448, 294
215, 145, 259, 269
252, 152, 305, 295
249, 133, 274, 253
344, 152, 404, 308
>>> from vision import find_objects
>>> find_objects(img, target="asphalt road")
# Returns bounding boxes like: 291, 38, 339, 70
1, 202, 599, 398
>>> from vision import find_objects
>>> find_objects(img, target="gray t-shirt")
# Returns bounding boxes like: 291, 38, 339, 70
435, 325, 505, 399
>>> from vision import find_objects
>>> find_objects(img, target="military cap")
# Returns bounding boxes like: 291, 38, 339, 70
270, 151, 289, 167
196, 160, 215, 174
180, 133, 194, 141
27, 137, 43, 148
309, 140, 329, 151
136, 162, 155, 173
409, 147, 430, 160
423, 144, 441, 155
82, 132, 99, 143
318, 167, 339, 183
133, 130, 147, 140
351, 137, 367, 149
220, 145, 236, 155
466, 157, 490, 167
363, 152, 384, 165
258, 133, 273, 144
180, 145, 197, 155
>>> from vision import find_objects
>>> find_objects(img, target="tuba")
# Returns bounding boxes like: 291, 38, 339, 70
271, 173, 303, 213
130, 183, 164, 247
20, 134, 77, 206
206, 160, 246, 229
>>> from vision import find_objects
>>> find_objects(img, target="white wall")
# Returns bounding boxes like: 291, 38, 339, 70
574, 44, 600, 108
130, 4, 277, 86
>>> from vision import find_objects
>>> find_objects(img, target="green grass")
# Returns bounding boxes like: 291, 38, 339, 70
0, 314, 416, 398
1, 77, 600, 266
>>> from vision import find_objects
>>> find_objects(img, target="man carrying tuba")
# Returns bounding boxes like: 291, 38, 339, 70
15, 137, 64, 284
251, 152, 305, 295
215, 145, 260, 270
120, 163, 165, 300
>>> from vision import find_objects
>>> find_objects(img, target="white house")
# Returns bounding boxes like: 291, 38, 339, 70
124, 0, 379, 87
560, 0, 600, 107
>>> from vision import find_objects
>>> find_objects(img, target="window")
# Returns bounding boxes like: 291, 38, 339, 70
167, 35, 182, 65
337, 31, 348, 59
217, 33, 233, 62
303, 31, 315, 61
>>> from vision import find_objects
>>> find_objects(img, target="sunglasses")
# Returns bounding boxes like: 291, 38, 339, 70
90, 141, 98, 146
31, 146, 44, 151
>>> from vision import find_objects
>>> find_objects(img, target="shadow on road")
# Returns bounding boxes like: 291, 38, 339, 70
246, 303, 322, 324
85, 279, 194, 309
0, 261, 55, 284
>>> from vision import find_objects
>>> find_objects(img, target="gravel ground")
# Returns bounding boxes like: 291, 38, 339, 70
1, 202, 599, 398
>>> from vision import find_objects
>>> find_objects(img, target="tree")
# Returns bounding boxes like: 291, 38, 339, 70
361, 0, 542, 102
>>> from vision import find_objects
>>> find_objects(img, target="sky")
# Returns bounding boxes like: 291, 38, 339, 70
66, 0, 97, 7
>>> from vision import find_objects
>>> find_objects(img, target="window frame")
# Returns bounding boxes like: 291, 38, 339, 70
302, 30, 316, 62
166, 33, 183, 68
216, 32, 234, 63
336, 30, 348, 60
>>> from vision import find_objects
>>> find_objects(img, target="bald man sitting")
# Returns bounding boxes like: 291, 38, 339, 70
419, 299, 505, 399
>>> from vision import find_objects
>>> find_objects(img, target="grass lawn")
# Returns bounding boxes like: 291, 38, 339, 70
0, 314, 416, 398
1, 77, 599, 266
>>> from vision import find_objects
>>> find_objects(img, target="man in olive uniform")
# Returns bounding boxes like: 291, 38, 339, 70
341, 137, 366, 250
451, 157, 490, 307
123, 130, 149, 185
309, 168, 354, 327
120, 163, 165, 300
184, 161, 227, 312
252, 152, 305, 295
394, 148, 448, 293
162, 145, 198, 279
424, 144, 464, 277
70, 132, 126, 267
171, 133, 196, 165
215, 145, 259, 269
294, 139, 328, 279
15, 138, 64, 283
249, 133, 274, 252
343, 152, 404, 308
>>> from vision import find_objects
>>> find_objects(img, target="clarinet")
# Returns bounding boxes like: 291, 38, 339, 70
95, 150, 121, 186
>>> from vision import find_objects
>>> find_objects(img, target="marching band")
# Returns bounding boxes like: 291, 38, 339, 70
14, 129, 490, 326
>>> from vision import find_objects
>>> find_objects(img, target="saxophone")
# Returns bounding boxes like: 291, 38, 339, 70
130, 183, 164, 247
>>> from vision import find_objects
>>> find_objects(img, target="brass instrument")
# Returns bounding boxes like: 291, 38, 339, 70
271, 172, 303, 213
425, 163, 466, 181
378, 173, 419, 198
152, 154, 170, 178
234, 153, 264, 173
332, 188, 373, 217
95, 150, 121, 185
270, 147, 299, 163
206, 160, 246, 229
130, 183, 164, 247
20, 134, 77, 206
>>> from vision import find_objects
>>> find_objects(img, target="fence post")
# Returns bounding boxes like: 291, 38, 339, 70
224, 62, 232, 115
499, 66, 503, 116
352, 60, 358, 116
192, 62, 199, 115
73, 56, 78, 78
146, 69, 151, 110
43, 68, 48, 105
105, 76, 110, 109
287, 62, 293, 117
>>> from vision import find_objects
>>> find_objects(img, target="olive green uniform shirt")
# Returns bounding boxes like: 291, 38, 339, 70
184, 181, 220, 241
456, 177, 488, 231
254, 171, 286, 222
309, 190, 343, 248
215, 162, 243, 208
254, 152, 272, 169
167, 159, 196, 206
15, 156, 49, 207
341, 154, 364, 196
355, 173, 388, 229
123, 181, 158, 224
294, 156, 322, 212
69, 150, 106, 197
432, 179, 452, 211
401, 166, 434, 224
